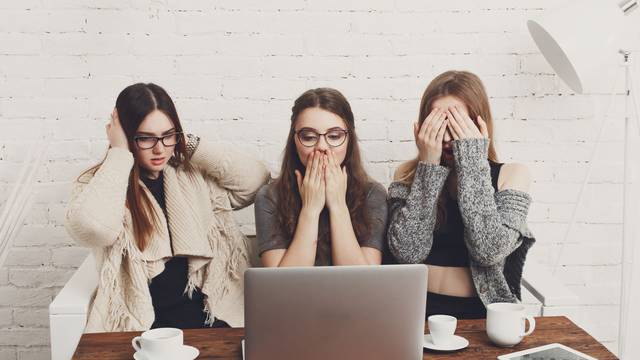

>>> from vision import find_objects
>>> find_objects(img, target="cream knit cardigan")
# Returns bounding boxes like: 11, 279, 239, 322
65, 141, 269, 332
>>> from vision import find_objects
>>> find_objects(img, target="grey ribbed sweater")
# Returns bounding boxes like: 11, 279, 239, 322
387, 138, 535, 305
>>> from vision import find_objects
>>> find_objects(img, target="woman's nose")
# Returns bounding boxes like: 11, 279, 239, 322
443, 129, 452, 142
315, 135, 329, 152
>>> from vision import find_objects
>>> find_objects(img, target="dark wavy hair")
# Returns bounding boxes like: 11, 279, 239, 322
79, 83, 193, 251
273, 88, 372, 264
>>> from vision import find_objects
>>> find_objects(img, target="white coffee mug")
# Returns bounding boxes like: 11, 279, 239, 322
486, 302, 535, 347
428, 314, 457, 346
131, 328, 183, 358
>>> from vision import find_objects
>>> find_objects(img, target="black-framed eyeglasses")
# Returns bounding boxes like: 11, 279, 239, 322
295, 128, 349, 147
134, 132, 183, 150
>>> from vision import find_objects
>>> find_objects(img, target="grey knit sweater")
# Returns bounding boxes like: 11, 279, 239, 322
387, 138, 535, 305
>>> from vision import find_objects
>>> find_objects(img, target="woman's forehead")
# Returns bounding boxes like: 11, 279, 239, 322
295, 107, 346, 132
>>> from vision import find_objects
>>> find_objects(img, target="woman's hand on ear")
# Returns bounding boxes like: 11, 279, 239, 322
106, 108, 130, 150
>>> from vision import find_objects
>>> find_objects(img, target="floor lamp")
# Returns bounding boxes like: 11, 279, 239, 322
527, 0, 639, 358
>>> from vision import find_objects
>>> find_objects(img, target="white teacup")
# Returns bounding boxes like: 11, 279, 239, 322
428, 314, 457, 346
486, 303, 535, 347
132, 328, 183, 358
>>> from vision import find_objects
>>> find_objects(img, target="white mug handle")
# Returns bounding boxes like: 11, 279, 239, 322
132, 336, 143, 352
522, 315, 536, 337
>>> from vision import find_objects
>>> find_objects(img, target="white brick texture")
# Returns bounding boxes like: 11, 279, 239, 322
1, 0, 639, 356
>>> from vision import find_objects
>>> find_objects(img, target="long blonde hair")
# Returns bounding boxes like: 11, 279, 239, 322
394, 70, 498, 184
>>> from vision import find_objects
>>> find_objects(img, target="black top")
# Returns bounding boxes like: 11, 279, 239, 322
425, 161, 503, 267
142, 172, 228, 329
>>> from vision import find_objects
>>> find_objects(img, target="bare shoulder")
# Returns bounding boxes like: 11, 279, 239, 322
497, 162, 532, 193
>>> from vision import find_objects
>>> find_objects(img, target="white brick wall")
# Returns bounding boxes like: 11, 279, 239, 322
1, 0, 639, 358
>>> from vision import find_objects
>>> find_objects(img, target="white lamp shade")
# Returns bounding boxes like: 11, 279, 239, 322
527, 0, 626, 94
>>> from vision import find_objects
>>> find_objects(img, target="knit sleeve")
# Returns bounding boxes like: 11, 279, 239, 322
190, 140, 271, 210
64, 147, 133, 248
453, 138, 532, 266
387, 162, 450, 264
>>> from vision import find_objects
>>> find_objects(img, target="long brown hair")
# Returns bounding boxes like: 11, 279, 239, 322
273, 88, 372, 264
79, 83, 193, 251
394, 71, 498, 227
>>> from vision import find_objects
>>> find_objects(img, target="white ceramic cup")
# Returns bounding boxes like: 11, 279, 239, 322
131, 328, 183, 358
428, 314, 457, 346
486, 303, 536, 347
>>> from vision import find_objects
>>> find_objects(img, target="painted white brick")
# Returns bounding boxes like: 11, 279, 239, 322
207, 34, 306, 57
306, 0, 393, 12
355, 120, 387, 141
0, 287, 51, 307
359, 141, 393, 162
0, 309, 11, 327
23, 204, 48, 226
556, 265, 621, 286
0, 270, 8, 286
17, 347, 51, 360
0, 348, 16, 360
32, 183, 74, 204
87, 55, 174, 77
207, 0, 304, 11
221, 78, 309, 101
0, 55, 88, 78
50, 246, 89, 268
351, 12, 439, 35
85, 9, 176, 35
0, 0, 41, 9
307, 34, 393, 57
46, 141, 92, 161
261, 12, 352, 36
3, 249, 50, 268
14, 225, 73, 247
174, 10, 262, 35
262, 56, 352, 79
0, 34, 41, 55
363, 162, 390, 183
558, 241, 622, 267
0, 329, 49, 347
391, 33, 478, 56
9, 269, 74, 288
12, 309, 48, 328
0, 78, 45, 98
175, 56, 262, 78
1, 98, 89, 119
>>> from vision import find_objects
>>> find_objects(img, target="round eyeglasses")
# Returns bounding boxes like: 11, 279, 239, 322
134, 132, 183, 150
295, 128, 348, 147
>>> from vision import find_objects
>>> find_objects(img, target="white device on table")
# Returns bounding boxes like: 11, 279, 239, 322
497, 343, 598, 360
243, 264, 428, 360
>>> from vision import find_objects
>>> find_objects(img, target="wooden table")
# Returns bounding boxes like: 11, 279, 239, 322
73, 316, 617, 359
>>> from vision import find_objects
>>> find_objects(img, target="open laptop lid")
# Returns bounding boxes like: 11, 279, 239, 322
244, 264, 427, 360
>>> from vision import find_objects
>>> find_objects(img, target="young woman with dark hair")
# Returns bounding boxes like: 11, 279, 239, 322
255, 88, 388, 267
65, 83, 269, 332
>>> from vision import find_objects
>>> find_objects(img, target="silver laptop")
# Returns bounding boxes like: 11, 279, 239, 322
244, 264, 427, 360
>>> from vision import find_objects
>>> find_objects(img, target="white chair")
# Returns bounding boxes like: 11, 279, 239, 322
49, 253, 98, 360
49, 237, 574, 360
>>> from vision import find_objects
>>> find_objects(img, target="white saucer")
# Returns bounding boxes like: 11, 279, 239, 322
133, 345, 199, 360
423, 334, 469, 351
